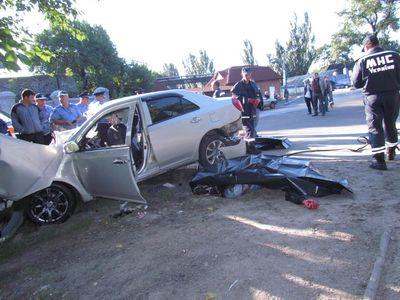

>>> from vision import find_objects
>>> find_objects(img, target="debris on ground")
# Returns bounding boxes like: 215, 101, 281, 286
190, 154, 351, 207
111, 202, 148, 219
162, 183, 176, 189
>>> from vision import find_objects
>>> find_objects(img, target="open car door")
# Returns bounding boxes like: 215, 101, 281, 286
0, 135, 62, 201
71, 103, 146, 204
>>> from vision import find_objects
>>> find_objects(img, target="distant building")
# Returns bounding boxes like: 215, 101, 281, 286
201, 65, 282, 97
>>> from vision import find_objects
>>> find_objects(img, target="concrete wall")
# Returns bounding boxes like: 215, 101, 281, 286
0, 75, 78, 101
0, 91, 16, 113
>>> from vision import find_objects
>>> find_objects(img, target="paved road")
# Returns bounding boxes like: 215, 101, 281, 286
256, 89, 400, 160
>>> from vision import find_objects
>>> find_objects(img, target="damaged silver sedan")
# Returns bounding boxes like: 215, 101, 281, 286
0, 90, 245, 225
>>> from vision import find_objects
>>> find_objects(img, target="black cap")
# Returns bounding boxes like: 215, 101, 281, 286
242, 67, 251, 74
34, 93, 47, 100
362, 35, 379, 51
79, 91, 90, 98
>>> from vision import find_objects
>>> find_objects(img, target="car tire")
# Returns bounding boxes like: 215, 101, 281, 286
199, 133, 226, 169
270, 102, 276, 109
26, 183, 76, 225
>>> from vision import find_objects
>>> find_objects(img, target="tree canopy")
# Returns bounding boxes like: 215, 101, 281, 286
0, 0, 82, 71
267, 12, 317, 77
30, 21, 155, 97
321, 0, 400, 65
242, 39, 257, 65
161, 63, 179, 77
182, 50, 215, 76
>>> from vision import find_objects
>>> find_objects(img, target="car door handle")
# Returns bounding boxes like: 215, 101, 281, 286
113, 159, 127, 165
190, 117, 202, 123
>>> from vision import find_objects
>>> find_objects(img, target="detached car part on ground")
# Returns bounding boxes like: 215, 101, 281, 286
0, 90, 246, 225
190, 154, 352, 207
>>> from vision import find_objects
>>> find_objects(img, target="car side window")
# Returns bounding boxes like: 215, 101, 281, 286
147, 96, 199, 124
81, 108, 129, 150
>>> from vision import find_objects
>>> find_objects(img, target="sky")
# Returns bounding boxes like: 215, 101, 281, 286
2, 0, 398, 77
74, 0, 348, 72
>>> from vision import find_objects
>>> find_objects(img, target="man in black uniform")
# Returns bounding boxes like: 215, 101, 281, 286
231, 67, 261, 154
352, 35, 400, 170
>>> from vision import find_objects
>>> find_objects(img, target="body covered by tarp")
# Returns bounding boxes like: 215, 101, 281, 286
254, 135, 292, 150
190, 154, 352, 204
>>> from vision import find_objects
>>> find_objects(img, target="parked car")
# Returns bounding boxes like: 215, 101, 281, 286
263, 98, 277, 110
0, 90, 245, 225
0, 109, 15, 136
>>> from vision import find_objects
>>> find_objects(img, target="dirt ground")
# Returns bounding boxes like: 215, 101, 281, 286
1, 158, 400, 300
1, 90, 400, 299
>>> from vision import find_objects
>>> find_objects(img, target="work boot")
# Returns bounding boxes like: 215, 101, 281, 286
312, 113, 318, 117
387, 146, 397, 161
369, 153, 387, 170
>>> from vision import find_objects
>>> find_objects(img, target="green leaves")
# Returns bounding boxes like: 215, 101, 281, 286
0, 0, 80, 71
29, 20, 156, 98
324, 0, 400, 64
267, 12, 317, 77
183, 50, 215, 76
242, 39, 257, 66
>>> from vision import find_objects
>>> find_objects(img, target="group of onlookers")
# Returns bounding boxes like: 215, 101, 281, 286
3, 87, 108, 145
304, 73, 334, 116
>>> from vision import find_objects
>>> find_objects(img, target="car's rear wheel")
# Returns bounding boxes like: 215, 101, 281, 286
26, 183, 76, 225
199, 133, 226, 168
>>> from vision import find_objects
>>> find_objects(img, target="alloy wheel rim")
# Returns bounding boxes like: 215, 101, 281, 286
30, 187, 69, 223
205, 140, 225, 165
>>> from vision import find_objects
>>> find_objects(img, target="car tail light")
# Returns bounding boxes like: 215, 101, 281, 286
232, 98, 244, 112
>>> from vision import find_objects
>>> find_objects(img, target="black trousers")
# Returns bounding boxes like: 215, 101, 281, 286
304, 97, 312, 114
18, 132, 45, 144
364, 92, 400, 154
312, 93, 325, 115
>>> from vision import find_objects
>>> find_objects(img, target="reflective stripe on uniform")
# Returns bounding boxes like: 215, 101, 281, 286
371, 146, 386, 153
385, 141, 398, 147
244, 138, 255, 142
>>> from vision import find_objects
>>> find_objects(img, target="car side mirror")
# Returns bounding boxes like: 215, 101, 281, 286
63, 141, 80, 154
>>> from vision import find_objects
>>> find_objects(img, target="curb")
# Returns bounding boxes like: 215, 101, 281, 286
363, 227, 392, 300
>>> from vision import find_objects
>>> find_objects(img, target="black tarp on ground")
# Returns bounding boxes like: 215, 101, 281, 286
254, 135, 292, 150
190, 154, 352, 204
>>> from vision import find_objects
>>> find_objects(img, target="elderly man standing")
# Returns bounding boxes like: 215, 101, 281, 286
311, 73, 326, 116
11, 89, 44, 144
231, 67, 261, 154
50, 91, 83, 131
35, 93, 54, 145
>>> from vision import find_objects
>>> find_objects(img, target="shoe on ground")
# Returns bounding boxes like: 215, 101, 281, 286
312, 114, 318, 117
387, 147, 396, 161
369, 160, 387, 170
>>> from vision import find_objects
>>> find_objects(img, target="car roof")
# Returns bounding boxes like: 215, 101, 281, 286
99, 89, 202, 109
0, 110, 11, 123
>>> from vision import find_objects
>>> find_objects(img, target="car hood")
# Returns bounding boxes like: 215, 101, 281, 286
0, 135, 63, 201
54, 128, 78, 145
